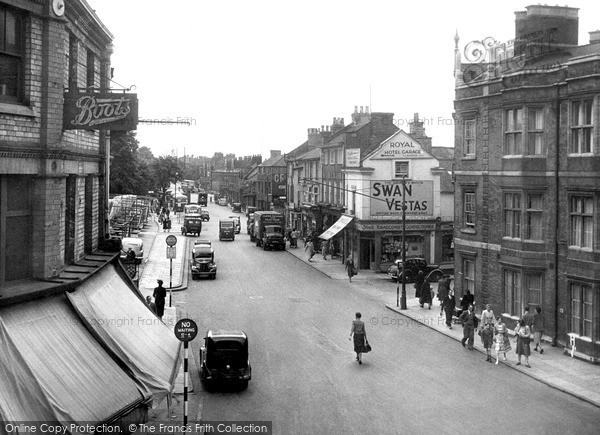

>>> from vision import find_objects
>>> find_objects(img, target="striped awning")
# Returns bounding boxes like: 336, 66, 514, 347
319, 215, 353, 240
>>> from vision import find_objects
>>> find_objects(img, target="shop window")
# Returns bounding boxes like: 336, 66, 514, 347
570, 282, 593, 339
504, 108, 523, 155
394, 161, 409, 178
381, 235, 422, 263
463, 119, 476, 157
569, 100, 593, 154
569, 195, 594, 249
442, 234, 454, 262
0, 6, 24, 103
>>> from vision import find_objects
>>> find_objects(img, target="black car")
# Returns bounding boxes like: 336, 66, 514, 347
387, 257, 448, 283
199, 330, 251, 391
200, 210, 210, 221
190, 243, 217, 280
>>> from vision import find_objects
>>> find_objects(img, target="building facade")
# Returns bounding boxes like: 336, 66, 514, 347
454, 5, 600, 361
0, 0, 113, 292
256, 150, 286, 213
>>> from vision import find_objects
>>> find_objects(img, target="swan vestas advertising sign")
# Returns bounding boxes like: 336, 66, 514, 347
369, 179, 433, 217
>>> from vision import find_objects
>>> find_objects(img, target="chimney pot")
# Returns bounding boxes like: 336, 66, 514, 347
590, 30, 600, 44
354, 106, 358, 113
360, 106, 363, 113
366, 106, 370, 113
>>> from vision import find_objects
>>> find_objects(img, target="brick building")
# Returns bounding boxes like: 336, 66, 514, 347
453, 5, 600, 361
0, 0, 113, 292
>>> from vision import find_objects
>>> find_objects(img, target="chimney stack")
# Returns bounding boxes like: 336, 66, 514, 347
270, 150, 281, 158
408, 113, 432, 152
308, 127, 324, 148
590, 30, 600, 44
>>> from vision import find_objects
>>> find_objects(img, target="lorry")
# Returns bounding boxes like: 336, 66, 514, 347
252, 211, 285, 251
198, 192, 208, 207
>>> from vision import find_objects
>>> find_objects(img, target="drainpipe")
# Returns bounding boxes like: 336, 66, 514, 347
553, 84, 560, 347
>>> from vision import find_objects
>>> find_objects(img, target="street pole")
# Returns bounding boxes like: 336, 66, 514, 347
169, 257, 173, 307
400, 175, 407, 310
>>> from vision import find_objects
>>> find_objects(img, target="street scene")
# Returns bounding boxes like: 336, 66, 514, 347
1, 1, 600, 435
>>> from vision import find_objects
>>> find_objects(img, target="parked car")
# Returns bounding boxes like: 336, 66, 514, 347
219, 220, 235, 241
232, 202, 242, 213
184, 204, 201, 215
387, 257, 452, 283
199, 330, 251, 391
228, 215, 241, 234
120, 237, 143, 264
200, 210, 210, 222
218, 198, 227, 206
190, 243, 217, 280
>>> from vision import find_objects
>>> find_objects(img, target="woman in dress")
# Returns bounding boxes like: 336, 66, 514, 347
515, 319, 532, 368
345, 255, 355, 283
494, 316, 512, 364
349, 312, 366, 364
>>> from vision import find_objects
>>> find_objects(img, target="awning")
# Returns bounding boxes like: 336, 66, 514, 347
0, 295, 144, 422
319, 215, 353, 240
67, 263, 182, 407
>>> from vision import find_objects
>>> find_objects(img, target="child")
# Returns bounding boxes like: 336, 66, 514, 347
481, 323, 494, 363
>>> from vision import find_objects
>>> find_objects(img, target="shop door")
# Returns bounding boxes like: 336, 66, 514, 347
360, 239, 374, 270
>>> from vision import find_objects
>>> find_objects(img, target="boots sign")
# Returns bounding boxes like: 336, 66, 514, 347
369, 180, 433, 217
63, 92, 138, 131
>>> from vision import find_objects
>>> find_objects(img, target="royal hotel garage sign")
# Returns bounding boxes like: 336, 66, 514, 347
63, 92, 138, 131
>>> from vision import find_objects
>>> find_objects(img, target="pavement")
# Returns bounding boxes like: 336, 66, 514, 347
136, 215, 600, 421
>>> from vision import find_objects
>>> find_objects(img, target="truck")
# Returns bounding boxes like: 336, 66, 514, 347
198, 192, 208, 207
252, 211, 285, 251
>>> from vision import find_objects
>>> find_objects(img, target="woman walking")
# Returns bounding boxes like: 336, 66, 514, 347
442, 290, 456, 329
305, 239, 315, 262
515, 319, 532, 368
345, 255, 355, 283
349, 312, 367, 364
494, 316, 512, 364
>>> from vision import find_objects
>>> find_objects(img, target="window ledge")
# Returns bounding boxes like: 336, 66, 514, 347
460, 228, 476, 235
0, 102, 36, 117
461, 156, 476, 161
502, 155, 546, 158
567, 153, 594, 157
523, 239, 546, 244
568, 333, 592, 343
568, 246, 594, 253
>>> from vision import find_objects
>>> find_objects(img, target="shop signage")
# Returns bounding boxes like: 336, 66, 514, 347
356, 222, 436, 232
371, 131, 429, 159
370, 180, 433, 217
346, 148, 361, 167
63, 92, 138, 131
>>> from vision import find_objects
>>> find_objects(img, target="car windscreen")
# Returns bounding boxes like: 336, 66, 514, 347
265, 226, 282, 235
206, 340, 247, 368
220, 222, 233, 228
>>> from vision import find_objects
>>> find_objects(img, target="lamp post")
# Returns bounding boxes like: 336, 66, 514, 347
400, 175, 408, 310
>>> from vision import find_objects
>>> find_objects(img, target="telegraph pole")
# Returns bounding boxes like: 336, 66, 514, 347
400, 175, 407, 310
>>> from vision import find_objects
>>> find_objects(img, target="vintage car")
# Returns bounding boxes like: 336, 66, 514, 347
232, 202, 242, 213
181, 214, 202, 236
200, 210, 210, 221
219, 220, 235, 241
190, 243, 216, 280
199, 330, 251, 391
228, 215, 241, 234
119, 237, 143, 264
218, 198, 227, 206
184, 204, 201, 215
387, 257, 452, 283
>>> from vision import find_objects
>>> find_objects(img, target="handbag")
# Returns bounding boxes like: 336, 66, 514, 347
352, 267, 358, 276
363, 340, 372, 353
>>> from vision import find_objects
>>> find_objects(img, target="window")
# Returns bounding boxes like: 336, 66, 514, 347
527, 108, 544, 155
332, 150, 337, 165
394, 161, 409, 178
86, 50, 95, 89
463, 258, 475, 294
526, 194, 544, 240
570, 100, 593, 154
504, 269, 522, 316
504, 192, 521, 238
570, 283, 593, 338
526, 273, 543, 307
569, 196, 593, 249
504, 108, 523, 155
0, 6, 24, 103
463, 190, 476, 229
463, 119, 476, 157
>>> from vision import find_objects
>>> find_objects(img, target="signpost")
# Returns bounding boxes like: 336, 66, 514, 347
174, 319, 198, 426
165, 235, 177, 307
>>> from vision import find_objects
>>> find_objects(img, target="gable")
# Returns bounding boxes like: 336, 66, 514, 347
367, 130, 433, 160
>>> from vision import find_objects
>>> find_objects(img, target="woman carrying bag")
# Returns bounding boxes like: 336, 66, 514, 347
349, 312, 370, 364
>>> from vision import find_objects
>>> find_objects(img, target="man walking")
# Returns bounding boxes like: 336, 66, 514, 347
305, 239, 315, 262
460, 304, 478, 350
532, 306, 544, 354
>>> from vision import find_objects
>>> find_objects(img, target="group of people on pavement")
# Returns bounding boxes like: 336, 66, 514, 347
158, 207, 172, 232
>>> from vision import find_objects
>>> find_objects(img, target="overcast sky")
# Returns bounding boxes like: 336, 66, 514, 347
88, 0, 600, 159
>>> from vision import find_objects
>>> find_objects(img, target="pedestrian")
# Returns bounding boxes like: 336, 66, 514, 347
163, 216, 171, 232
442, 290, 456, 329
420, 280, 433, 309
515, 319, 532, 368
145, 295, 157, 314
321, 239, 329, 260
459, 304, 478, 350
345, 255, 355, 283
153, 279, 167, 320
522, 306, 534, 331
494, 316, 512, 364
414, 270, 425, 299
481, 304, 495, 328
290, 229, 298, 248
481, 322, 494, 363
458, 289, 474, 317
532, 306, 544, 354
437, 275, 450, 315
349, 312, 367, 365
305, 239, 315, 262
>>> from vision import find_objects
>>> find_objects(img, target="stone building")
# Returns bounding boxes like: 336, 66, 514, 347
0, 0, 114, 293
453, 5, 600, 361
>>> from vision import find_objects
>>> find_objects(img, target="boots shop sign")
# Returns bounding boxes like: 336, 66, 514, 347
63, 92, 138, 131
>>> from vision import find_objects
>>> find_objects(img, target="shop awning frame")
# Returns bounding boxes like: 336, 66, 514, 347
319, 215, 354, 240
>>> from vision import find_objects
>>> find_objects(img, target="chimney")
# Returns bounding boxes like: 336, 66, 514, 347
514, 5, 579, 61
590, 30, 600, 44
270, 150, 281, 158
351, 106, 361, 124
408, 113, 432, 153
331, 117, 345, 135
307, 127, 323, 148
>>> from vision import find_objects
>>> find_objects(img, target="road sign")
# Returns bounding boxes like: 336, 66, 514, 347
174, 319, 198, 342
166, 246, 176, 259
166, 235, 177, 246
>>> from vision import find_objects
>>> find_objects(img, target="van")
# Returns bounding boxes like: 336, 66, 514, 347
219, 220, 235, 241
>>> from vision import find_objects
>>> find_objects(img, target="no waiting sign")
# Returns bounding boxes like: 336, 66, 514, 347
174, 319, 198, 342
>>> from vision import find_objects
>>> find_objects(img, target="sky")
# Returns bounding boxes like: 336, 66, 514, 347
88, 0, 600, 159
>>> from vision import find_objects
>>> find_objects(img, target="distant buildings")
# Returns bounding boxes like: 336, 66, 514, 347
453, 5, 600, 361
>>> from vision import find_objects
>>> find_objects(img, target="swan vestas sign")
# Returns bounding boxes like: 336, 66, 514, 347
63, 92, 138, 131
369, 179, 433, 217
